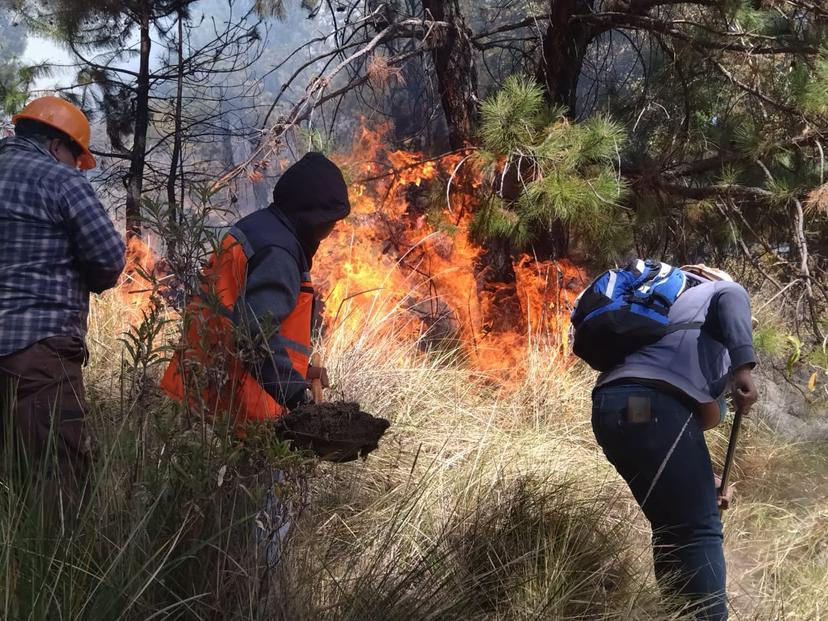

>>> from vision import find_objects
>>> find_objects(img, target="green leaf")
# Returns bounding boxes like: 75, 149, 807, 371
479, 75, 545, 153
800, 49, 828, 116
577, 116, 626, 163
470, 197, 529, 246
786, 335, 802, 375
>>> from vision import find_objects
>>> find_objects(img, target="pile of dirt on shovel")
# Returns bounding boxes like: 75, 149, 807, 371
274, 401, 391, 462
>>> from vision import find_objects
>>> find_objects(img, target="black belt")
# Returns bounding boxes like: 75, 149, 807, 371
598, 378, 698, 411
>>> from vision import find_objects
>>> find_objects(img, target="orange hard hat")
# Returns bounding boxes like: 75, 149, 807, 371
12, 96, 96, 170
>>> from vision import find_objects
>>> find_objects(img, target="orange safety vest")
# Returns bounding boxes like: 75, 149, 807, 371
160, 231, 313, 425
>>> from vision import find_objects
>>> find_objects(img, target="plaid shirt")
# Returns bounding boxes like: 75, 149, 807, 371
0, 137, 125, 356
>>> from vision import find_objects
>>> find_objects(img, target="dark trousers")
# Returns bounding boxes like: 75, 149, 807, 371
0, 336, 91, 493
592, 383, 726, 620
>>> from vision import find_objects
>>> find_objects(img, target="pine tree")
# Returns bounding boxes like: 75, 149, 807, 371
16, 0, 196, 237
472, 76, 628, 261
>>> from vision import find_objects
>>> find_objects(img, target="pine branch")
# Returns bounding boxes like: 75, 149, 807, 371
709, 58, 813, 122
575, 13, 820, 55
658, 181, 777, 201
628, 130, 827, 178
90, 149, 132, 160
473, 7, 820, 56
624, 0, 721, 14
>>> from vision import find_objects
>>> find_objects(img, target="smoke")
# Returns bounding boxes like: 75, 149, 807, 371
0, 7, 27, 59
0, 6, 29, 119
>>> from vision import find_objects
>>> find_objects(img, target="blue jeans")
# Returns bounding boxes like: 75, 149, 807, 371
592, 383, 726, 620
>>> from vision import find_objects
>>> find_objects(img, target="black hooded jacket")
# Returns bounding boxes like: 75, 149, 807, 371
228, 152, 350, 407
270, 151, 350, 269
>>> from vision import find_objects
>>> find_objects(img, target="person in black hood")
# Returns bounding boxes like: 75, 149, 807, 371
271, 151, 351, 268
160, 152, 351, 422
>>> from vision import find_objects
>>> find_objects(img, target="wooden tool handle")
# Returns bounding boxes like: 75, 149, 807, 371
718, 406, 747, 517
310, 352, 324, 404
719, 407, 745, 492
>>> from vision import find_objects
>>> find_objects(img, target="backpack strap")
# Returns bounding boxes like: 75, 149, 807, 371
664, 320, 704, 334
628, 263, 664, 301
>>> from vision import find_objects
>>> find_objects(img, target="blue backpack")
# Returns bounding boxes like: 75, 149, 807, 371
571, 259, 697, 371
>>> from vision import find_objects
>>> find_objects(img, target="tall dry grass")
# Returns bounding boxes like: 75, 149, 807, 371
1, 285, 826, 619
270, 294, 669, 620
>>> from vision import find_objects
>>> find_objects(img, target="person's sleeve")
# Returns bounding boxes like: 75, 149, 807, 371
58, 174, 126, 293
706, 282, 756, 370
235, 245, 307, 407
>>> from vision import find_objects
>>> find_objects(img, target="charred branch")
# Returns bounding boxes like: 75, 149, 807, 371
623, 130, 827, 179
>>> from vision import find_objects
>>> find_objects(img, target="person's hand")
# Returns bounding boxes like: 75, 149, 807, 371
731, 365, 757, 412
306, 365, 330, 389
715, 475, 733, 510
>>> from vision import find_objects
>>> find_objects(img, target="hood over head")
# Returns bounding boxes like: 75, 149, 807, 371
270, 152, 350, 266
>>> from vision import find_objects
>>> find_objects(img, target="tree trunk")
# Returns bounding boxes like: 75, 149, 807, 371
534, 0, 594, 256
423, 1, 512, 333
421, 0, 478, 149
125, 8, 152, 239
789, 198, 824, 340
537, 0, 592, 111
474, 241, 524, 335
166, 9, 185, 261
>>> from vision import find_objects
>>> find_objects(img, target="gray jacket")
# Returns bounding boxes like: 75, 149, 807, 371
596, 280, 756, 404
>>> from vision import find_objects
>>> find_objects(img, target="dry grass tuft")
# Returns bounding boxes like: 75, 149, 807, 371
366, 52, 405, 88
805, 182, 828, 216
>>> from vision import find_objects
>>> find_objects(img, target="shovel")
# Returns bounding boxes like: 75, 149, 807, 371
276, 354, 390, 462
718, 407, 746, 516
274, 353, 390, 462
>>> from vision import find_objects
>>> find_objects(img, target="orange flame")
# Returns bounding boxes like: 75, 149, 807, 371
118, 235, 165, 320
314, 124, 587, 382
114, 124, 587, 384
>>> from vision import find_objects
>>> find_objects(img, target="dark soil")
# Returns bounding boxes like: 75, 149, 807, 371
275, 401, 391, 462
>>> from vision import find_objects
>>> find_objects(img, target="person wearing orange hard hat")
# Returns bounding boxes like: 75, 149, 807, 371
0, 96, 125, 501
10, 95, 97, 170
